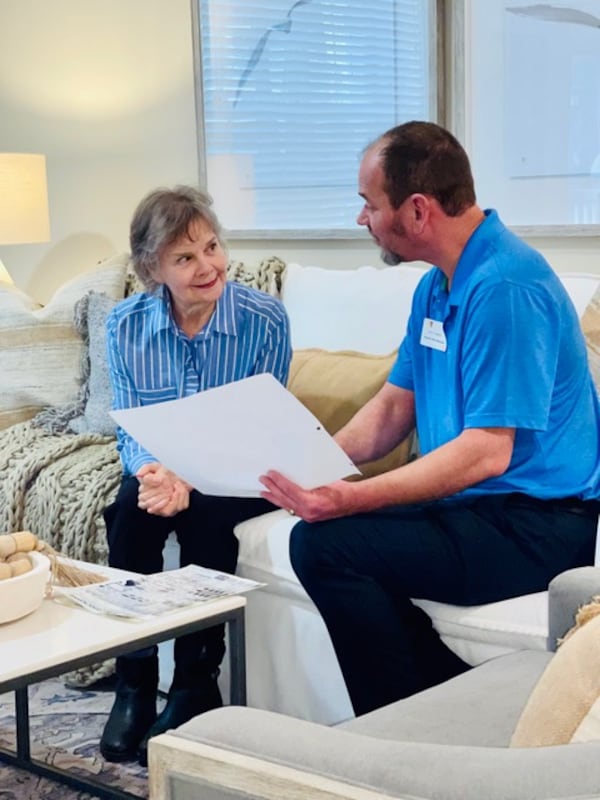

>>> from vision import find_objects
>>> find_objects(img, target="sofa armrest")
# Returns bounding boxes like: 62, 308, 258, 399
148, 706, 600, 800
548, 566, 600, 648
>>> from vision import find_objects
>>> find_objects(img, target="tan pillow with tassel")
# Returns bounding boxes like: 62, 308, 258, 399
510, 598, 600, 747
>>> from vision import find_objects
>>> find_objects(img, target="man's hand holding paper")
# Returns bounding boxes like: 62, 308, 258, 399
259, 470, 355, 523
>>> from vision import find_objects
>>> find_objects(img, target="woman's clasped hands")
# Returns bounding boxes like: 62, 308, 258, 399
136, 463, 193, 517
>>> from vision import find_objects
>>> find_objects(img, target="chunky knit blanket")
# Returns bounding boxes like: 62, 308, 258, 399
0, 420, 121, 564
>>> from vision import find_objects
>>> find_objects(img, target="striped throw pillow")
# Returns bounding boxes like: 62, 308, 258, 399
0, 256, 127, 430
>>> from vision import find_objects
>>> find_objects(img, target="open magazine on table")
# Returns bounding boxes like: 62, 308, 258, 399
53, 564, 263, 620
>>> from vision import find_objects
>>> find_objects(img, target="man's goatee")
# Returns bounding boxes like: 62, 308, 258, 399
381, 249, 404, 266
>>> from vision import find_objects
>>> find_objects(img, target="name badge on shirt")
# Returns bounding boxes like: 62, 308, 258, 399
420, 318, 447, 352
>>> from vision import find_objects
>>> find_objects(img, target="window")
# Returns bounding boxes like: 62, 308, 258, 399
467, 0, 600, 232
193, 0, 437, 235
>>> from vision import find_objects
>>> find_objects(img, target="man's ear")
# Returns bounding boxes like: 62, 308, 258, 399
409, 194, 430, 231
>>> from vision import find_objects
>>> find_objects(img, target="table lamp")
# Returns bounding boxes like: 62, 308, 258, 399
0, 153, 51, 285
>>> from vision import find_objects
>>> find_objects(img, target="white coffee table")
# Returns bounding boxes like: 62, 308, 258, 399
0, 565, 246, 800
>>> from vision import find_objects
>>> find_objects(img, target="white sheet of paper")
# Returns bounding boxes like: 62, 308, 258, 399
110, 373, 360, 497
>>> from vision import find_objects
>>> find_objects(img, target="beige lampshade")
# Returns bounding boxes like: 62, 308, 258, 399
0, 153, 50, 245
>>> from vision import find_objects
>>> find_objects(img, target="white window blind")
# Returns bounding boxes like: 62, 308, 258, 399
196, 0, 435, 234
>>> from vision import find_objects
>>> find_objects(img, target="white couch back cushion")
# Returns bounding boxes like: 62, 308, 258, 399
282, 265, 600, 355
282, 263, 426, 354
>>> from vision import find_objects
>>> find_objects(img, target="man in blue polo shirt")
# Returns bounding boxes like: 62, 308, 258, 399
260, 121, 600, 716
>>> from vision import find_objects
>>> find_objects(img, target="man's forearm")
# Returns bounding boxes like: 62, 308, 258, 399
334, 382, 416, 464
345, 427, 515, 514
335, 420, 413, 465
259, 427, 515, 524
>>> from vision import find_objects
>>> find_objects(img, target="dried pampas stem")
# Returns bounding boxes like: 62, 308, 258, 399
558, 594, 600, 646
37, 543, 107, 587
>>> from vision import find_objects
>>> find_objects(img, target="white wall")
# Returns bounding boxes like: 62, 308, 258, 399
0, 0, 598, 303
0, 0, 199, 302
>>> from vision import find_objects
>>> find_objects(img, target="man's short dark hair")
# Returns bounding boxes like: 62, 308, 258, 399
375, 121, 476, 216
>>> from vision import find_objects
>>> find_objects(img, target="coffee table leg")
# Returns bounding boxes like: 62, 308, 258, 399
2, 685, 144, 800
15, 687, 30, 760
228, 606, 246, 706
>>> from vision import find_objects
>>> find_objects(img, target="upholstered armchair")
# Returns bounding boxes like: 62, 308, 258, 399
148, 566, 600, 800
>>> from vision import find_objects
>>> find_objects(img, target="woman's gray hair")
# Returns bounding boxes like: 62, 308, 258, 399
129, 185, 227, 292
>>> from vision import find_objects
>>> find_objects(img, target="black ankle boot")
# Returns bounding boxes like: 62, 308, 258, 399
100, 655, 158, 763
137, 666, 222, 767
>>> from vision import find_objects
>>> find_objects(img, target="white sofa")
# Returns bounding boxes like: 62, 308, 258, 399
231, 263, 600, 725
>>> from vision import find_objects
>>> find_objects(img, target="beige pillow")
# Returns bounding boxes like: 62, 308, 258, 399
287, 348, 413, 479
581, 284, 600, 394
0, 255, 128, 430
510, 609, 600, 747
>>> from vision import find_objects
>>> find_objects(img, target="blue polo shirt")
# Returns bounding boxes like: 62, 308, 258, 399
389, 210, 600, 500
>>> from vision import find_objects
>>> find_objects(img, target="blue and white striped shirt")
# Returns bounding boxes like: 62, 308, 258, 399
106, 281, 292, 475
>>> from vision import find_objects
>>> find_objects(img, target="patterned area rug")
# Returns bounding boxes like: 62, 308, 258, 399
0, 676, 162, 799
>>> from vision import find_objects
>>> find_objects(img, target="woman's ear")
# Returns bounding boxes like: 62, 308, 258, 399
150, 264, 164, 286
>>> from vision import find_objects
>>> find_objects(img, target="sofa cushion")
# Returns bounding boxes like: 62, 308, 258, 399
510, 609, 600, 748
0, 256, 127, 430
281, 263, 426, 354
288, 348, 413, 478
341, 650, 551, 747
413, 593, 549, 663
69, 291, 119, 436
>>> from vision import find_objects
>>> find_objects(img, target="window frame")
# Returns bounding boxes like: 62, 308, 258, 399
191, 0, 448, 240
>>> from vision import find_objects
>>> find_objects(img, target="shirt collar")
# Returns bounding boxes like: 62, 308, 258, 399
207, 281, 238, 337
447, 208, 502, 307
154, 281, 239, 338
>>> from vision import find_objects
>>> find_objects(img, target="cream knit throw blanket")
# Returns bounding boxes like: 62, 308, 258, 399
0, 420, 121, 563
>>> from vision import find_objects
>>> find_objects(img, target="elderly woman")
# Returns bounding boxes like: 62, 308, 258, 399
100, 186, 291, 766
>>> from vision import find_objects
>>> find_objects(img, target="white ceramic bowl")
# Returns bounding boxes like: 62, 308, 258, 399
0, 551, 51, 624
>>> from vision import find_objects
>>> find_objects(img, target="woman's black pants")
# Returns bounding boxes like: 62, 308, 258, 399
105, 476, 273, 672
